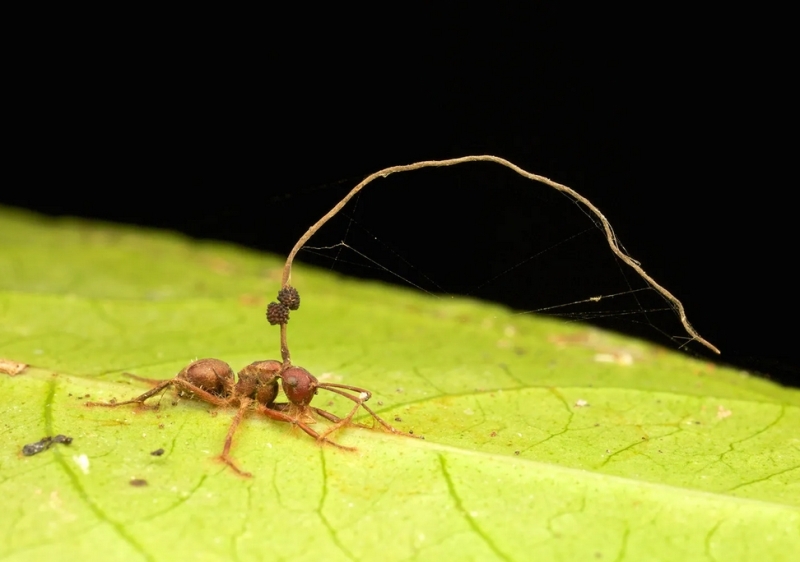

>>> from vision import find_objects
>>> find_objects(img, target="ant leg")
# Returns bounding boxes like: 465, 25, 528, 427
310, 407, 341, 423
356, 400, 404, 433
317, 385, 404, 438
171, 380, 229, 407
86, 380, 174, 407
257, 404, 355, 451
315, 402, 364, 441
305, 406, 373, 429
218, 398, 253, 478
123, 372, 167, 386
87, 379, 229, 409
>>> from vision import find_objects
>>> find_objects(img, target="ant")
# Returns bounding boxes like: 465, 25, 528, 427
87, 356, 404, 477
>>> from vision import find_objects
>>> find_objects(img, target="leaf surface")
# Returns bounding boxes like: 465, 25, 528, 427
1, 207, 798, 561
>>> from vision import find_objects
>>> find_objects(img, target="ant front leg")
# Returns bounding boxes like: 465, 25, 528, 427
316, 383, 406, 441
257, 403, 355, 451
308, 406, 373, 429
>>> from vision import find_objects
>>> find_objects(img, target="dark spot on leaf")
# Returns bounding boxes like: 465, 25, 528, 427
151, 448, 165, 456
514, 451, 520, 455
490, 431, 497, 437
394, 416, 402, 422
22, 434, 73, 456
130, 478, 148, 487
22, 441, 48, 456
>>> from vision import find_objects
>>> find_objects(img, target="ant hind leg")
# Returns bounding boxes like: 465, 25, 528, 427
85, 380, 174, 408
123, 372, 169, 386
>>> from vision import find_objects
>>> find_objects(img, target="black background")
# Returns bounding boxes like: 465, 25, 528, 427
5, 7, 797, 388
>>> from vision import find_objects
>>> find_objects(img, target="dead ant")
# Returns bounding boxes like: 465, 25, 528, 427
85, 156, 724, 479
87, 356, 404, 477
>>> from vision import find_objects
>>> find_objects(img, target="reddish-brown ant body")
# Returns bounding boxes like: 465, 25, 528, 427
89, 279, 415, 476
88, 356, 403, 476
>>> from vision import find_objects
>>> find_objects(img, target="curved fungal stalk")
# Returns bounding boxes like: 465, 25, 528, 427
277, 155, 719, 355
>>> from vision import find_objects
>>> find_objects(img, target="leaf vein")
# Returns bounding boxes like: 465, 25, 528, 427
45, 379, 155, 562
438, 453, 511, 562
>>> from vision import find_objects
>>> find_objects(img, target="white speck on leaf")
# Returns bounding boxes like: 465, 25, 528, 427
73, 454, 90, 474
594, 352, 634, 365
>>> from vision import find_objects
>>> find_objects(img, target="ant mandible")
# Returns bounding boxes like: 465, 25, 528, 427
88, 287, 406, 477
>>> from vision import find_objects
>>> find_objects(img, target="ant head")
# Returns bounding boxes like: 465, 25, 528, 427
236, 360, 281, 405
180, 358, 235, 396
281, 366, 318, 407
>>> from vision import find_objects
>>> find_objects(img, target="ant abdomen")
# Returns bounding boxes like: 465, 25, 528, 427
178, 358, 235, 397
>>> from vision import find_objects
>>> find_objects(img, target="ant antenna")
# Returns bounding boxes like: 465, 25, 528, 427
269, 155, 720, 360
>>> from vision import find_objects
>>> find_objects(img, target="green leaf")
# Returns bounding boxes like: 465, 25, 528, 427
1, 206, 798, 561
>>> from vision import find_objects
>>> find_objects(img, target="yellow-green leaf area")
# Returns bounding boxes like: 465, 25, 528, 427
1, 207, 798, 561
